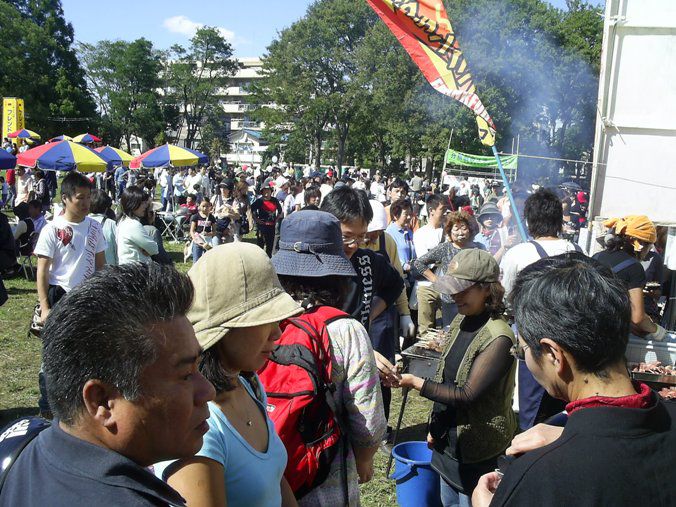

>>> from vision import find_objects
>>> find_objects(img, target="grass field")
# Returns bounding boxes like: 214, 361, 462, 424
0, 237, 431, 506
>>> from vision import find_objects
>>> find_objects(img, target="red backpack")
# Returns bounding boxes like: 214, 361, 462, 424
257, 305, 348, 499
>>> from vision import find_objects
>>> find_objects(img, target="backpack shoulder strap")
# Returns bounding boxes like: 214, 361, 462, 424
611, 258, 638, 274
529, 240, 549, 259
377, 232, 390, 263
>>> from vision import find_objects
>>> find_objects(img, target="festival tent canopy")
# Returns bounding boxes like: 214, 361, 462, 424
130, 143, 208, 169
94, 146, 133, 169
48, 135, 73, 142
17, 141, 108, 172
73, 133, 102, 144
0, 150, 16, 170
7, 129, 41, 140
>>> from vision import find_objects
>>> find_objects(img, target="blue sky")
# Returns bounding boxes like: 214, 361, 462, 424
61, 0, 605, 57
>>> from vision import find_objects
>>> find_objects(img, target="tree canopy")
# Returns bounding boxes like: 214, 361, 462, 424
0, 0, 96, 138
254, 0, 603, 180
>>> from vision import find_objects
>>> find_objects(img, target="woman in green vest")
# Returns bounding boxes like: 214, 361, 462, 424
397, 248, 517, 507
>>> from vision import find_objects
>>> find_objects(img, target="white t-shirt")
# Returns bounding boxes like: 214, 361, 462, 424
413, 224, 444, 287
370, 181, 386, 203
34, 215, 107, 291
500, 239, 581, 297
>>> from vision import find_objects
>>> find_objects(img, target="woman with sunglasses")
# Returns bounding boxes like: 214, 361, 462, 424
396, 248, 517, 507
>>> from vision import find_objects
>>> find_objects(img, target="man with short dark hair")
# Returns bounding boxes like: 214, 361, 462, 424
499, 188, 583, 429
320, 187, 404, 406
413, 193, 447, 335
0, 263, 215, 507
472, 253, 676, 507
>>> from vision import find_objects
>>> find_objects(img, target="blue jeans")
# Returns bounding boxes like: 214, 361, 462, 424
192, 236, 220, 263
440, 479, 471, 507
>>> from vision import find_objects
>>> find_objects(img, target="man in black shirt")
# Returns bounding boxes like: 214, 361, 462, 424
320, 186, 404, 386
472, 254, 676, 507
250, 185, 282, 257
0, 263, 215, 507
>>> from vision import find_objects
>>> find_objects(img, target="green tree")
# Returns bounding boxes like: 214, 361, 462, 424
253, 0, 375, 173
0, 0, 96, 138
166, 27, 240, 149
79, 38, 165, 149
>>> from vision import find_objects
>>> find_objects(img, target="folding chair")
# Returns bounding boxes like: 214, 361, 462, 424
157, 212, 180, 243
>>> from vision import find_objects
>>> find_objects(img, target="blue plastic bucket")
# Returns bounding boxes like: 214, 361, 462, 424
389, 441, 442, 507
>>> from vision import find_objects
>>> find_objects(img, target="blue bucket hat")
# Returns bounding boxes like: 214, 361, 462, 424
272, 210, 356, 278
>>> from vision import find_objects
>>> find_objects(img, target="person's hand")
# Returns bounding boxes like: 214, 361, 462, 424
506, 423, 564, 456
471, 471, 502, 507
504, 234, 519, 248
426, 432, 435, 450
399, 314, 416, 340
356, 460, 374, 484
397, 373, 424, 391
373, 351, 401, 387
39, 306, 50, 324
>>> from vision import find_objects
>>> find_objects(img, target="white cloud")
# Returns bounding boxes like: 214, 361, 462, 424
163, 15, 236, 43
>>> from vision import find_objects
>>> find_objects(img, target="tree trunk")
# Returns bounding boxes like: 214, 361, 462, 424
336, 127, 348, 176
314, 129, 322, 168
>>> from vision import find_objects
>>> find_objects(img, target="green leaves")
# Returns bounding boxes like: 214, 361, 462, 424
165, 27, 241, 150
0, 0, 96, 138
79, 38, 165, 149
255, 0, 602, 179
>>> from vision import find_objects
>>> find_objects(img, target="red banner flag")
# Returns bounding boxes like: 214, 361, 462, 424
366, 0, 496, 146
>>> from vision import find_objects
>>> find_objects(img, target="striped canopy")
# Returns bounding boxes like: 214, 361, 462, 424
94, 146, 133, 170
48, 135, 73, 142
130, 143, 208, 169
17, 141, 108, 172
7, 129, 41, 140
0, 150, 16, 170
73, 133, 102, 144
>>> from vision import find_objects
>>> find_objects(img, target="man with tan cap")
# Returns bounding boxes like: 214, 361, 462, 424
155, 243, 303, 507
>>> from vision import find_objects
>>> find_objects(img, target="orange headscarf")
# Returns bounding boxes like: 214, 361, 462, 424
604, 215, 656, 252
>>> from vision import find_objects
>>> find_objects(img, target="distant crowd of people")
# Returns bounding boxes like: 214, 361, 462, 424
0, 160, 673, 507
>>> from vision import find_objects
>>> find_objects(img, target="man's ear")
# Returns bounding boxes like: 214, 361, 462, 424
81, 379, 121, 429
539, 338, 572, 379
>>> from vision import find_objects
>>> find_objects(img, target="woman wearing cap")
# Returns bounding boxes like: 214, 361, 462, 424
270, 210, 386, 506
593, 215, 667, 341
397, 249, 517, 506
412, 210, 485, 326
474, 202, 517, 263
154, 243, 303, 507
116, 185, 159, 265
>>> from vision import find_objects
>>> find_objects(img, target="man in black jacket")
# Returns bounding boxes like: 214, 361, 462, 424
472, 253, 676, 507
320, 186, 404, 388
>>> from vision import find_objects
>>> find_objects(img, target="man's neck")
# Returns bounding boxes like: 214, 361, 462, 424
534, 235, 560, 241
63, 212, 85, 223
570, 365, 637, 401
429, 218, 443, 229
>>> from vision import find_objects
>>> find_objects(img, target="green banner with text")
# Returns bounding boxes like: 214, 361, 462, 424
445, 148, 518, 170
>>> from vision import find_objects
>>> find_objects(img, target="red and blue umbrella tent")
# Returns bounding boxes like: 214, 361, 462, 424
7, 129, 41, 140
17, 141, 108, 172
94, 146, 133, 170
48, 135, 73, 142
0, 150, 16, 170
130, 143, 209, 169
73, 133, 102, 144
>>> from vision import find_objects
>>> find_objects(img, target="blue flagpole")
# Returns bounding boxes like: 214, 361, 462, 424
491, 145, 528, 241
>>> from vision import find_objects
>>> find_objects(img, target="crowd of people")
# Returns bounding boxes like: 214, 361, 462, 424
0, 160, 674, 507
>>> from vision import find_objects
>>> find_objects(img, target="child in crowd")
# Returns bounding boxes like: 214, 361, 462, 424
190, 200, 219, 262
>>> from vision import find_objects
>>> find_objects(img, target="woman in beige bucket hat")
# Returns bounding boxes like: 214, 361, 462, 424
154, 242, 303, 507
